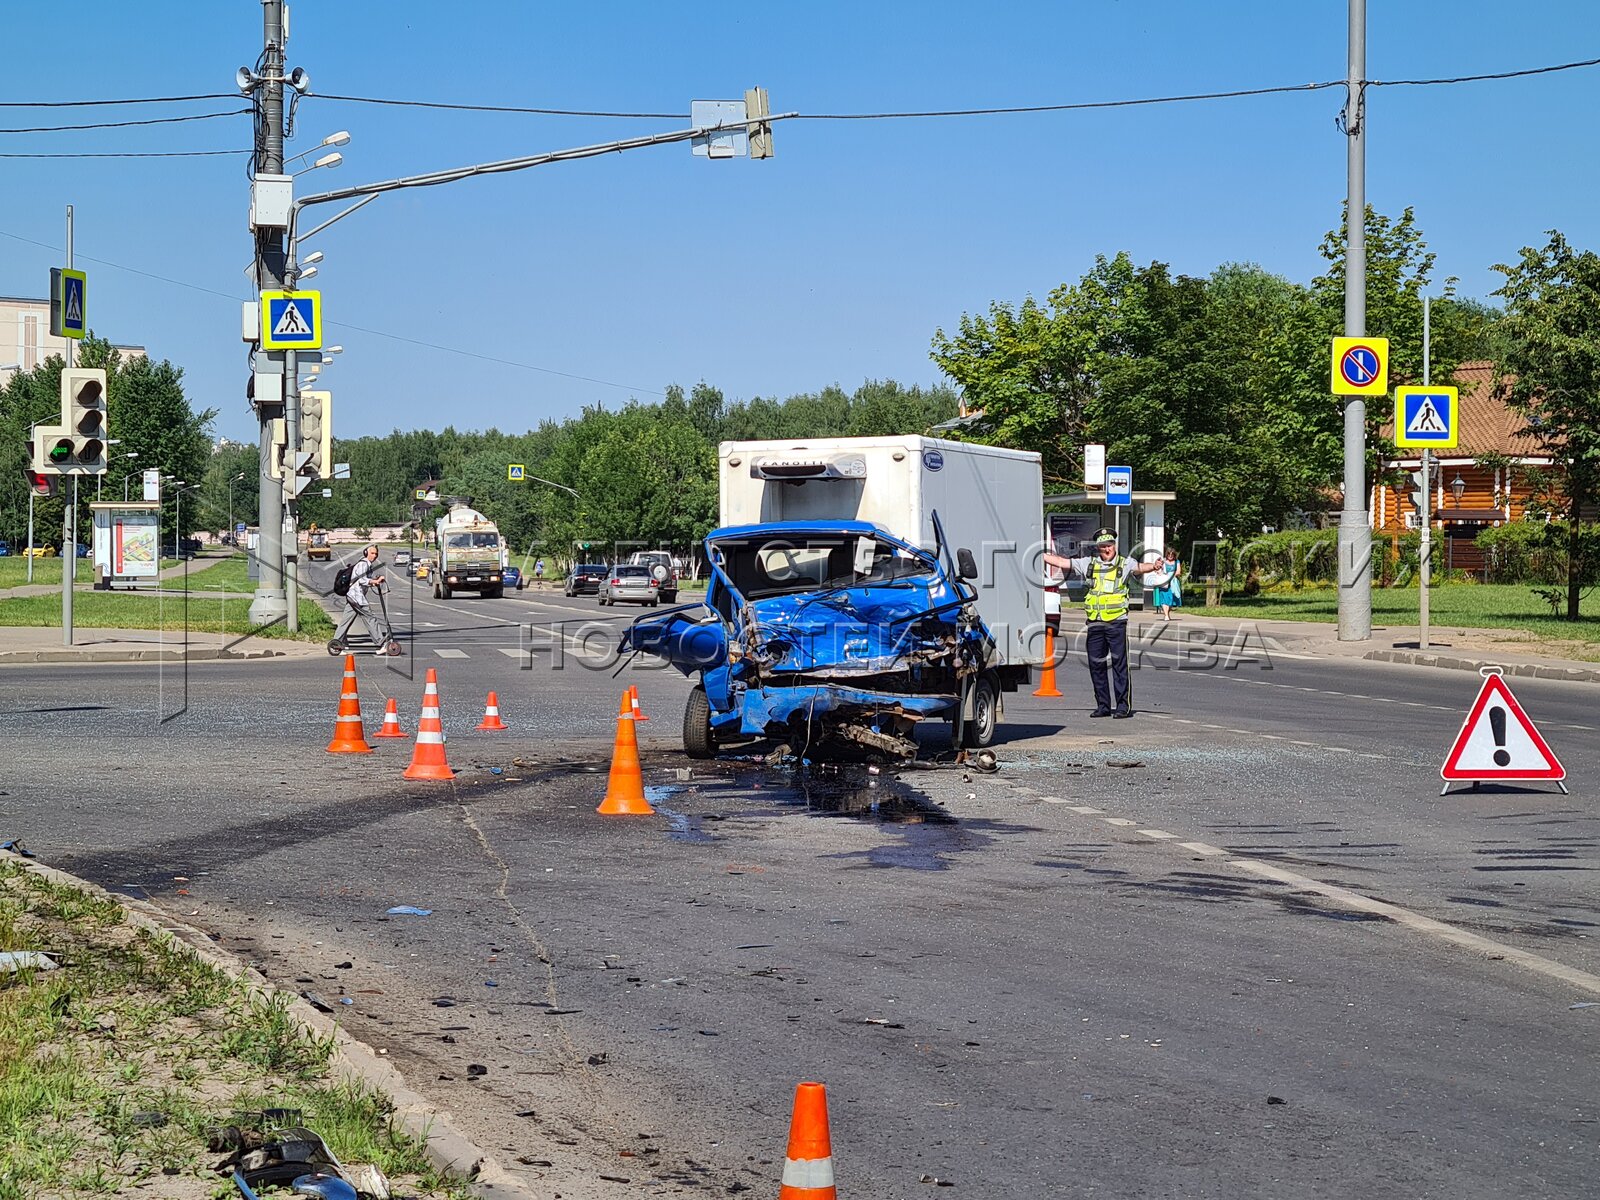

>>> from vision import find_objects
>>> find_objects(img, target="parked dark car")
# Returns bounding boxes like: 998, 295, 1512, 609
564, 563, 609, 596
179, 538, 203, 558
0, 540, 10, 557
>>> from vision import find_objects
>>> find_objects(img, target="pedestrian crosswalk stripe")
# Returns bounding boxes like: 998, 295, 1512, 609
434, 649, 469, 659
499, 648, 528, 659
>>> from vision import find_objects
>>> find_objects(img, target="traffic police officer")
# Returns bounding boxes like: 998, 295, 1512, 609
1044, 528, 1164, 718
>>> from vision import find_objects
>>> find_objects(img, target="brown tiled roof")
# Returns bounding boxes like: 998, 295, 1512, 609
1380, 360, 1548, 458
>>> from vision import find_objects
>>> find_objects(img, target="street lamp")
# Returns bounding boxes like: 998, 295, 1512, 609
99, 443, 130, 502
1450, 475, 1466, 506
227, 472, 247, 544
170, 483, 199, 560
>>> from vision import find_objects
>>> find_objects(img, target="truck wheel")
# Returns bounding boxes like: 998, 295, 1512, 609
683, 686, 716, 759
486, 586, 503, 598
962, 675, 998, 748
440, 583, 453, 600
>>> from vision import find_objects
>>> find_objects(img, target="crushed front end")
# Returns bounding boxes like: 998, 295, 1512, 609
623, 521, 995, 760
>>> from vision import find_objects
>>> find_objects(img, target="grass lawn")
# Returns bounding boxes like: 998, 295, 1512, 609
0, 590, 332, 640
0, 557, 185, 590
164, 554, 255, 594
0, 860, 466, 1198
1187, 583, 1600, 647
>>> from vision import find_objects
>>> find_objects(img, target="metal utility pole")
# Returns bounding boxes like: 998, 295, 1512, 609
248, 0, 289, 627
1419, 296, 1432, 649
1337, 0, 1373, 642
63, 205, 74, 646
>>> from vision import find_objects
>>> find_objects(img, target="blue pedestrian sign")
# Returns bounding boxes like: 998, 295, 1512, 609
1106, 465, 1133, 507
259, 289, 323, 350
507, 463, 526, 482
1394, 386, 1460, 449
50, 268, 87, 340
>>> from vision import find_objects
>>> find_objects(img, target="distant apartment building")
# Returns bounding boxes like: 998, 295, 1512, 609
0, 294, 145, 385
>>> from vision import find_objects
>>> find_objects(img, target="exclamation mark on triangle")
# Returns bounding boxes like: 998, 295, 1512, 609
1489, 706, 1510, 767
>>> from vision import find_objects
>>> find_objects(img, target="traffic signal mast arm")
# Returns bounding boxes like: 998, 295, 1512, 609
284, 105, 793, 247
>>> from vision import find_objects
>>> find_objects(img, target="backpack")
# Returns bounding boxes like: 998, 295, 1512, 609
332, 564, 354, 597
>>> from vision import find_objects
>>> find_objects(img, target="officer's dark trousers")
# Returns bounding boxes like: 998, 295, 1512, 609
1084, 619, 1131, 712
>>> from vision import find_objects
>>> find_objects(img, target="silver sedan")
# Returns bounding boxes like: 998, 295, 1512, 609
599, 564, 660, 606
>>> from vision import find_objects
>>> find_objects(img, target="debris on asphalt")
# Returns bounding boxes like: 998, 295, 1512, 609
0, 950, 60, 974
466, 1064, 487, 1078
129, 1111, 168, 1128
861, 1018, 905, 1029
587, 1052, 609, 1065
299, 991, 335, 1014
1266, 1095, 1288, 1105
432, 996, 457, 1008
920, 1174, 956, 1186
1105, 760, 1146, 769
334, 961, 353, 970
1571, 1002, 1599, 1010
385, 905, 432, 916
0, 839, 35, 858
516, 1155, 554, 1166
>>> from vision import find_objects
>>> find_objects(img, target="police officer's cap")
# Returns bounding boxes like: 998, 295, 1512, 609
1093, 528, 1118, 546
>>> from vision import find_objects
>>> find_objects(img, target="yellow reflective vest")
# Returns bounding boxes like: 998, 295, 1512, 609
1083, 557, 1130, 622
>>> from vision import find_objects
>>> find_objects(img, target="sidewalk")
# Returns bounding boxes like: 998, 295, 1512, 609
0, 625, 325, 664
1106, 610, 1600, 684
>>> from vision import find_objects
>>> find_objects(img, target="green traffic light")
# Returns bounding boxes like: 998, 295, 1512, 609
48, 439, 73, 464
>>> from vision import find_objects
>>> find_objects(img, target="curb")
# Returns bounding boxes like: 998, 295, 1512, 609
0, 649, 290, 664
0, 849, 539, 1200
1362, 648, 1600, 684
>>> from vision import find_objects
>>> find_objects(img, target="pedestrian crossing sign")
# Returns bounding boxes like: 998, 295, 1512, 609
260, 289, 323, 350
507, 464, 525, 481
50, 268, 87, 339
1394, 386, 1459, 448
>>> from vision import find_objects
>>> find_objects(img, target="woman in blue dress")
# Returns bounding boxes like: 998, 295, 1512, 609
1150, 546, 1182, 620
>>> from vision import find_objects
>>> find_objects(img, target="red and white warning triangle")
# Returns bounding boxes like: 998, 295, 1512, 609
1441, 669, 1565, 782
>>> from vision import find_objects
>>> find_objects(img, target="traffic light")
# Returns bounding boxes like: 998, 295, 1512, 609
54, 368, 108, 473
299, 390, 332, 480
21, 436, 57, 497
1407, 469, 1427, 512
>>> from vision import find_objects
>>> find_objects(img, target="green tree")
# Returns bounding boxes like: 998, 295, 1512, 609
1492, 230, 1600, 619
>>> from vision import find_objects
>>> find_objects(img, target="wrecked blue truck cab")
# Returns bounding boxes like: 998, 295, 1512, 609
623, 520, 1018, 760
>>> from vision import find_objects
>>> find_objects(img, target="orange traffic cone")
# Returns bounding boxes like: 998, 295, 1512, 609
1033, 626, 1063, 698
597, 690, 653, 815
780, 1082, 836, 1199
402, 669, 455, 781
628, 684, 649, 722
476, 691, 508, 731
327, 655, 373, 754
373, 697, 408, 739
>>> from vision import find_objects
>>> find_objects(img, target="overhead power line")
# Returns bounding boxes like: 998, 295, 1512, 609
1, 52, 1593, 128
0, 93, 238, 108
0, 228, 663, 397
0, 150, 247, 159
0, 109, 249, 135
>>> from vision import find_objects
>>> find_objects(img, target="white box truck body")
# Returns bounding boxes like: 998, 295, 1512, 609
718, 436, 1045, 667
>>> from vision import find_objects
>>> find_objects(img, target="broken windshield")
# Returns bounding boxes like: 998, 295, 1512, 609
714, 535, 935, 601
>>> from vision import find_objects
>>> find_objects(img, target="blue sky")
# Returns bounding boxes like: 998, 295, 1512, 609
2, 2, 1596, 441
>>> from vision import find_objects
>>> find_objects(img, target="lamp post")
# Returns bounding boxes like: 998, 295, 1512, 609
1450, 475, 1466, 506
228, 472, 246, 545
101, 446, 133, 503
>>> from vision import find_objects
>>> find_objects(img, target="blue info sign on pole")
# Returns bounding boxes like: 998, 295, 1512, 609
1105, 466, 1133, 506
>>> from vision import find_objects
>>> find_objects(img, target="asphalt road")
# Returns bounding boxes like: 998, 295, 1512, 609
2, 575, 1596, 1198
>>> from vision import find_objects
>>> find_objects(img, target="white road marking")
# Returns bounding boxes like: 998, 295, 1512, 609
1008, 774, 1600, 999
434, 649, 469, 659
499, 647, 530, 659
1227, 857, 1600, 998
1068, 806, 1103, 814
